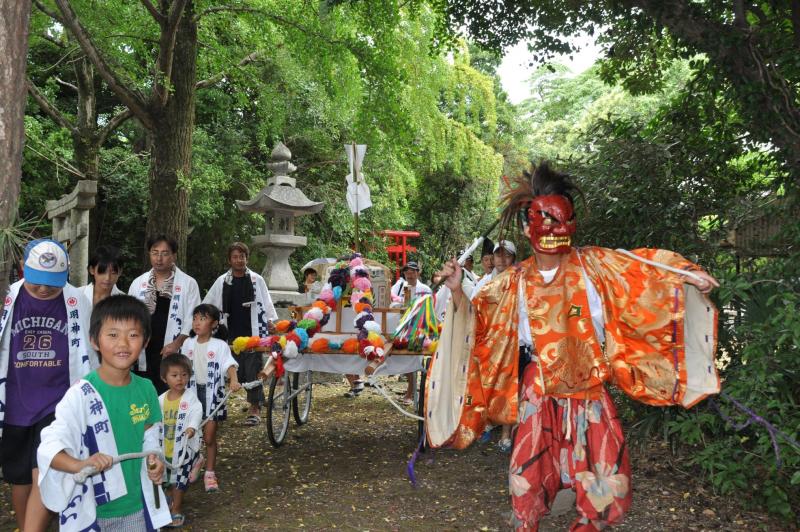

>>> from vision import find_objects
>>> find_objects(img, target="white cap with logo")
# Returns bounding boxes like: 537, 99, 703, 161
23, 239, 69, 287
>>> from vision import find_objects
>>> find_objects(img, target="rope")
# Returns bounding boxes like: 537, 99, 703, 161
73, 380, 264, 482
366, 375, 424, 421
615, 248, 704, 282
199, 380, 262, 428
710, 391, 800, 470
74, 451, 163, 483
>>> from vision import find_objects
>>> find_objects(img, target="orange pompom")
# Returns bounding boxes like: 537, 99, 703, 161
312, 301, 330, 313
354, 302, 368, 314
275, 320, 292, 333
246, 336, 260, 349
341, 338, 360, 353
310, 338, 329, 352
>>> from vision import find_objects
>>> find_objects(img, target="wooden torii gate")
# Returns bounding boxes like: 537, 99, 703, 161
379, 229, 419, 281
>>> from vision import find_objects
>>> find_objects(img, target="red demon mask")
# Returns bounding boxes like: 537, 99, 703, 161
527, 195, 576, 254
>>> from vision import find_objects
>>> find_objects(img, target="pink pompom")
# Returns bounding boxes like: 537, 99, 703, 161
349, 257, 364, 268
305, 307, 324, 321
319, 288, 334, 300
350, 293, 361, 306
422, 338, 432, 348
352, 277, 371, 291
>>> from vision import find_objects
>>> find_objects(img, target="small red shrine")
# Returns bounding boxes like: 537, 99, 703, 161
379, 230, 419, 281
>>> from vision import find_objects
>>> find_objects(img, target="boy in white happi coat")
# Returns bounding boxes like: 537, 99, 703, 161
0, 239, 94, 531
203, 242, 276, 426
181, 303, 240, 492
37, 295, 171, 531
159, 354, 202, 528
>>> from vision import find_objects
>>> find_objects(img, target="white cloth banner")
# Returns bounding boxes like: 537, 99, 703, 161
345, 144, 371, 214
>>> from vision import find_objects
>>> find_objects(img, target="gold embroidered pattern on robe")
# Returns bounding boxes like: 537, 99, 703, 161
445, 246, 719, 449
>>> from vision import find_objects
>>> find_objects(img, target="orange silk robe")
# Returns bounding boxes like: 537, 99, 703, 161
445, 246, 719, 449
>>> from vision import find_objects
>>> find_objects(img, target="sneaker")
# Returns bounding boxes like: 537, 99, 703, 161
188, 454, 205, 484
243, 415, 260, 426
204, 471, 219, 493
479, 427, 493, 444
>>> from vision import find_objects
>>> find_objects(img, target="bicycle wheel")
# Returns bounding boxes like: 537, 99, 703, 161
266, 372, 291, 447
292, 370, 313, 425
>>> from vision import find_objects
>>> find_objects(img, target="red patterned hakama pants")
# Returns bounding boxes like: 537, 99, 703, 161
509, 363, 632, 531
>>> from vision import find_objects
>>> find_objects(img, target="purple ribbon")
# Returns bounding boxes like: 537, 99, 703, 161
711, 391, 800, 469
406, 432, 427, 487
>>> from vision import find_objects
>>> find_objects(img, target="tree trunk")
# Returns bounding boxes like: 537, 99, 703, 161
145, 2, 197, 267
0, 0, 32, 295
74, 56, 100, 180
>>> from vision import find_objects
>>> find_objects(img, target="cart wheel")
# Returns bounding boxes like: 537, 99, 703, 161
266, 372, 291, 447
292, 370, 313, 425
416, 359, 428, 448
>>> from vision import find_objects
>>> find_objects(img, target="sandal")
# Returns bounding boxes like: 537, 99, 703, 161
204, 471, 219, 493
188, 454, 205, 483
402, 397, 413, 406
165, 513, 185, 528
243, 415, 260, 426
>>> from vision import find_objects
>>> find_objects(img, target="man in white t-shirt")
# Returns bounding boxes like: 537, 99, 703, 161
390, 262, 431, 306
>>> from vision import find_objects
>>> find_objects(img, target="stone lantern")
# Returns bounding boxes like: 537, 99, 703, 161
237, 142, 323, 303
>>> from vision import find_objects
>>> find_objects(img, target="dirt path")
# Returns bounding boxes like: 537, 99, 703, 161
0, 377, 794, 531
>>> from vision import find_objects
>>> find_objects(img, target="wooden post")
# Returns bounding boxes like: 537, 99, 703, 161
352, 142, 359, 253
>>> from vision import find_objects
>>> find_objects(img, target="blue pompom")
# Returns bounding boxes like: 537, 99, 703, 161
332, 286, 343, 300
295, 328, 309, 349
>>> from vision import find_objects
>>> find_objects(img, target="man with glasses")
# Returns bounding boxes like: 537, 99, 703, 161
128, 235, 200, 393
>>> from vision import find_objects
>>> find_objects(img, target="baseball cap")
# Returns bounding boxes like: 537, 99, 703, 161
23, 239, 69, 287
457, 249, 474, 262
401, 261, 420, 272
493, 240, 517, 256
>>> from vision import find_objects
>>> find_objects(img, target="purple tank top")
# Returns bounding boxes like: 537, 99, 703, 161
6, 287, 70, 426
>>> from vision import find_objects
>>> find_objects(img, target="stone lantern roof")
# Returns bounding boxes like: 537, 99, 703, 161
236, 142, 323, 215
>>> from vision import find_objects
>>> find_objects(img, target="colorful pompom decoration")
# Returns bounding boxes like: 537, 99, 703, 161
231, 253, 386, 367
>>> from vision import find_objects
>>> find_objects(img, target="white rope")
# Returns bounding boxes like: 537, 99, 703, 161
199, 380, 262, 428
366, 375, 424, 421
74, 451, 165, 483
615, 248, 703, 282
73, 380, 264, 482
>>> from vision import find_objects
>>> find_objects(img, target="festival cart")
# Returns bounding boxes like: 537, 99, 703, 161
260, 301, 428, 447
233, 256, 437, 448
